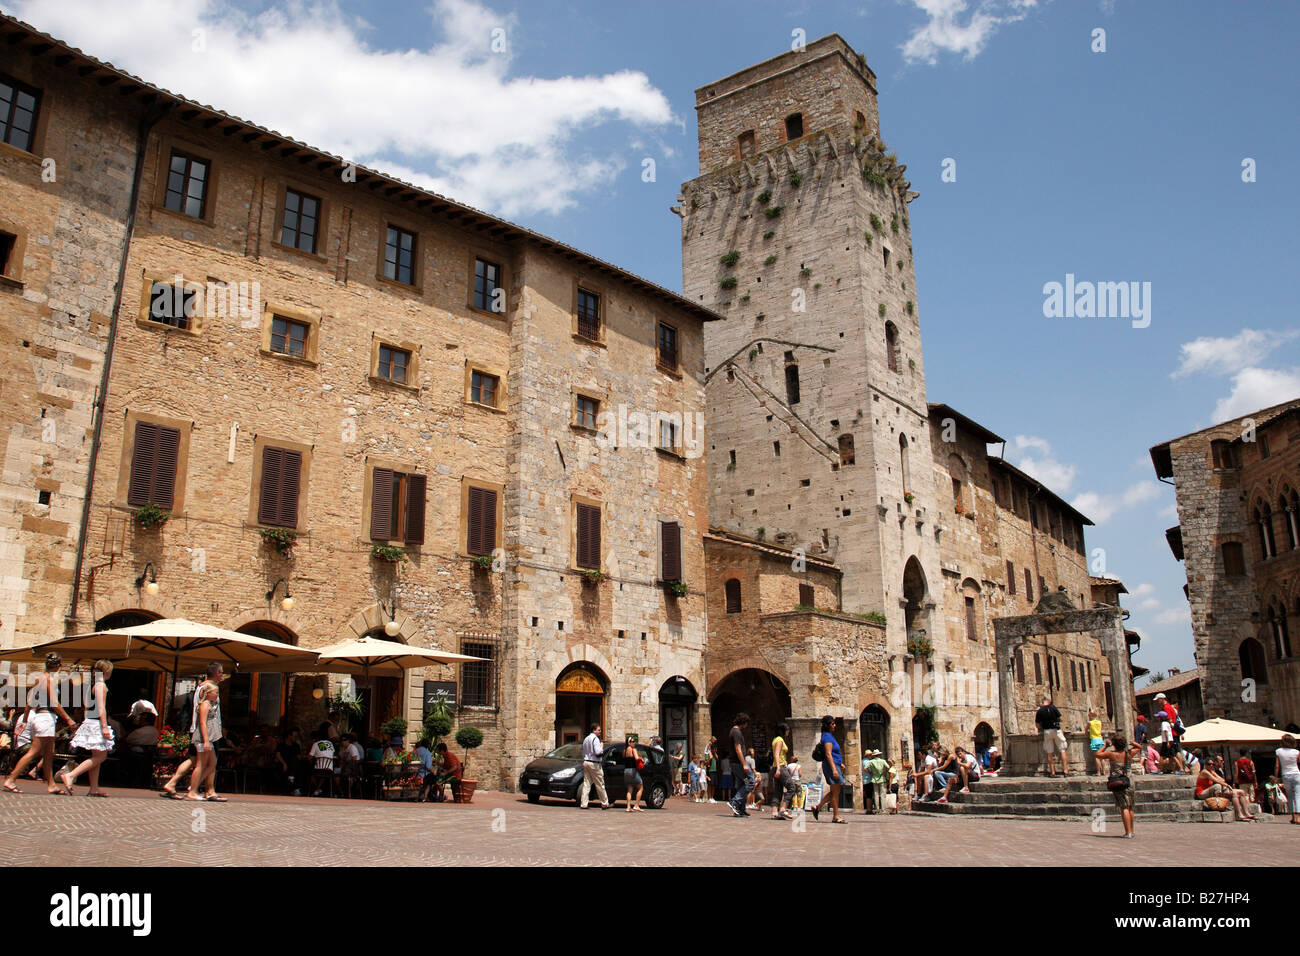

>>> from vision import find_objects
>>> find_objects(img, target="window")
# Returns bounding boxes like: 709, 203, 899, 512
738, 130, 756, 159
1256, 503, 1277, 559
279, 188, 321, 253
1006, 561, 1016, 594
838, 434, 855, 466
575, 502, 601, 570
1015, 648, 1025, 683
1211, 439, 1240, 469
1260, 434, 1271, 459
725, 578, 742, 613
1033, 652, 1042, 684
576, 288, 601, 340
1039, 575, 1047, 598
146, 280, 198, 330
658, 417, 678, 452
0, 231, 15, 277
1239, 638, 1269, 685
885, 321, 899, 372
965, 596, 977, 640
369, 468, 426, 544
127, 422, 181, 509
784, 113, 803, 140
798, 583, 815, 607
574, 394, 599, 430
470, 370, 499, 407
657, 322, 678, 370
784, 364, 800, 405
1221, 541, 1246, 577
257, 446, 303, 528
1024, 569, 1034, 602
1104, 682, 1113, 720
383, 225, 417, 285
1070, 660, 1078, 692
1269, 603, 1292, 659
270, 315, 309, 358
952, 476, 963, 504
660, 520, 683, 583
0, 74, 40, 152
473, 257, 503, 313
164, 150, 210, 219
465, 485, 498, 556
376, 345, 410, 384
1284, 490, 1300, 550
461, 642, 495, 708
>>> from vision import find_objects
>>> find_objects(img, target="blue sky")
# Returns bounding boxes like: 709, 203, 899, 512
11, 0, 1298, 678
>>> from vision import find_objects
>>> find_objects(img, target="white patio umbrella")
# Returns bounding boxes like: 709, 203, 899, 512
1180, 717, 1295, 746
255, 635, 484, 677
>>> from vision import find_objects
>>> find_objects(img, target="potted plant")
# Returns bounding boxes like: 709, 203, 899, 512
423, 700, 453, 749
380, 716, 408, 742
134, 503, 169, 530
329, 686, 363, 736
906, 633, 933, 658
903, 492, 915, 504
470, 553, 495, 572
455, 725, 484, 804
371, 544, 406, 564
259, 526, 297, 559
580, 568, 606, 586
664, 580, 689, 598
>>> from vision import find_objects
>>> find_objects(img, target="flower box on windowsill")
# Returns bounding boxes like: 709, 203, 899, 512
580, 569, 606, 586
371, 544, 407, 564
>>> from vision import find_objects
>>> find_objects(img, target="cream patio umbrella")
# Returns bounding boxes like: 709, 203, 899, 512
256, 635, 485, 677
1180, 717, 1296, 747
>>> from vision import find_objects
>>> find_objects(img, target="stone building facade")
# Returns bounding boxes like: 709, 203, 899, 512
0, 15, 712, 792
682, 35, 1108, 766
1152, 398, 1300, 731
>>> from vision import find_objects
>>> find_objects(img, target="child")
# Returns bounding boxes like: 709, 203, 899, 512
773, 751, 801, 819
1087, 709, 1104, 777
687, 756, 701, 801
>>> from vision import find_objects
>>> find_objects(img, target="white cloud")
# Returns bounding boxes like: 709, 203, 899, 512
901, 0, 1041, 64
1007, 434, 1076, 492
10, 0, 674, 217
1070, 480, 1160, 526
1210, 367, 1300, 423
1154, 605, 1191, 629
1172, 328, 1299, 378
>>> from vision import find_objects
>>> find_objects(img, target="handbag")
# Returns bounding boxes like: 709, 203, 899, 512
1106, 753, 1130, 792
1204, 796, 1229, 811
635, 757, 645, 771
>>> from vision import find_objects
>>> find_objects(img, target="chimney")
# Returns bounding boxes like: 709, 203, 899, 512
1168, 667, 1180, 675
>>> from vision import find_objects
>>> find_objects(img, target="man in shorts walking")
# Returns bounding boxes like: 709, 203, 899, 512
1035, 695, 1069, 777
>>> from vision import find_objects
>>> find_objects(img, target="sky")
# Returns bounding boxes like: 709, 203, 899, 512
8, 0, 1297, 680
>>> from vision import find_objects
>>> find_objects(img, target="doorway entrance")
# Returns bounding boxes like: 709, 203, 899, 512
555, 663, 607, 746
94, 610, 164, 722
659, 676, 697, 763
709, 668, 791, 762
860, 704, 890, 758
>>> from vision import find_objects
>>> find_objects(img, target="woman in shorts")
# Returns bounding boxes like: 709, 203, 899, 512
622, 738, 644, 812
1096, 734, 1141, 838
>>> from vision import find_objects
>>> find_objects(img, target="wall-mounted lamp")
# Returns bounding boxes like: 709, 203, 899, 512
382, 600, 400, 637
266, 578, 294, 612
134, 562, 160, 596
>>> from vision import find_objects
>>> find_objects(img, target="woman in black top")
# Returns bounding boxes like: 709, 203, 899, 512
623, 739, 644, 812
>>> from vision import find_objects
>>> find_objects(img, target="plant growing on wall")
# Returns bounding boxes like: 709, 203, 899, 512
739, 294, 751, 304
800, 267, 812, 278
878, 303, 887, 317
789, 170, 802, 187
905, 300, 914, 315
764, 254, 778, 266
762, 230, 775, 240
755, 527, 766, 540
890, 212, 900, 234
903, 491, 915, 504
133, 504, 169, 530
719, 250, 740, 267
764, 206, 783, 219
259, 527, 297, 559
371, 544, 406, 563
869, 213, 884, 233
756, 189, 772, 205
864, 233, 873, 247
580, 568, 606, 585
720, 276, 738, 290
748, 349, 758, 361
857, 611, 887, 626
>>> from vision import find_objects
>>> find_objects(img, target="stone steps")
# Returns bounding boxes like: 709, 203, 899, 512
909, 772, 1206, 822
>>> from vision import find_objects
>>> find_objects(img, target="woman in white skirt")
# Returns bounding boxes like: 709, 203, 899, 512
60, 660, 115, 797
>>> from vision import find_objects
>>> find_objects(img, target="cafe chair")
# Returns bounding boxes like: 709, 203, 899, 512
309, 753, 335, 798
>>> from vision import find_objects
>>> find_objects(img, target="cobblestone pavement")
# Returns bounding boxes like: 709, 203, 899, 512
0, 786, 1291, 866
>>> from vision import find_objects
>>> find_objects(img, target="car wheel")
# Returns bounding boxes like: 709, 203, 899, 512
527, 793, 541, 804
648, 781, 668, 809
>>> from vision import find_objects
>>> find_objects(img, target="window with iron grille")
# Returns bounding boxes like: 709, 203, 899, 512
657, 322, 678, 369
574, 395, 599, 429
148, 281, 197, 330
377, 345, 409, 384
384, 225, 417, 285
270, 316, 309, 357
460, 641, 495, 708
0, 74, 40, 152
164, 150, 209, 219
471, 370, 498, 407
280, 188, 321, 253
576, 288, 600, 340
474, 258, 502, 312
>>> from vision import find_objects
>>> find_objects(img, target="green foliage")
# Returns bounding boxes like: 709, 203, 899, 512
864, 233, 873, 247
795, 604, 815, 612
813, 283, 822, 289
869, 213, 884, 233
878, 303, 887, 317
580, 568, 606, 585
380, 716, 408, 739
424, 701, 454, 742
470, 553, 495, 571
764, 206, 783, 219
748, 349, 758, 361
755, 527, 766, 540
371, 543, 406, 563
857, 611, 888, 626
133, 503, 169, 529
739, 294, 750, 304
666, 580, 689, 597
800, 267, 812, 278
455, 725, 484, 750
903, 491, 915, 504
719, 250, 741, 267
913, 705, 940, 745
719, 276, 739, 290
756, 189, 772, 205
762, 230, 775, 240
907, 634, 933, 658
905, 300, 914, 315
259, 526, 298, 558
764, 254, 778, 266
789, 170, 802, 188
890, 212, 900, 234
863, 169, 887, 187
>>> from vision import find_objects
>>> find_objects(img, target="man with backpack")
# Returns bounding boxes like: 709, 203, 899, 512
1035, 695, 1069, 777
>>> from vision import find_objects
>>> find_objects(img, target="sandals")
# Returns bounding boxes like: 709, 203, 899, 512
1, 782, 20, 794
204, 795, 228, 802
86, 791, 109, 798
832, 818, 847, 824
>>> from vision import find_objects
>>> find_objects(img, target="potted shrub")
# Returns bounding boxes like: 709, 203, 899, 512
664, 580, 689, 598
455, 725, 484, 804
259, 526, 297, 560
470, 553, 495, 572
371, 544, 406, 564
380, 716, 408, 742
580, 568, 606, 586
906, 634, 933, 658
134, 503, 169, 530
423, 701, 453, 749
903, 492, 915, 504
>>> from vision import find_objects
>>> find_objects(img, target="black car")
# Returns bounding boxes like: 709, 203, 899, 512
519, 742, 673, 809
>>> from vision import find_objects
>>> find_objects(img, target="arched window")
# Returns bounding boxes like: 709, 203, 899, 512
724, 578, 742, 614
885, 321, 900, 372
899, 434, 910, 492
1270, 602, 1292, 659
1256, 501, 1277, 559
1281, 488, 1299, 550
854, 110, 867, 131
838, 433, 855, 466
784, 113, 803, 140
1240, 638, 1269, 684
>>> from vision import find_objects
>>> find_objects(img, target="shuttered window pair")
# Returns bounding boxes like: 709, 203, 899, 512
370, 468, 426, 545
466, 485, 498, 556
660, 520, 682, 582
257, 446, 303, 528
575, 503, 601, 570
127, 422, 181, 509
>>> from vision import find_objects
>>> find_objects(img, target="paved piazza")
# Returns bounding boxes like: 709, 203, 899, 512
0, 786, 1291, 866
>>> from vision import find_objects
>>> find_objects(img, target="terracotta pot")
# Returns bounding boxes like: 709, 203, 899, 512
457, 780, 477, 804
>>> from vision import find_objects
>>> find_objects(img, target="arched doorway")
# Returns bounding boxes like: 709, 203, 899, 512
95, 610, 164, 722
347, 626, 404, 742
860, 704, 890, 758
228, 621, 297, 732
659, 676, 697, 763
556, 663, 608, 746
973, 721, 995, 764
709, 668, 791, 766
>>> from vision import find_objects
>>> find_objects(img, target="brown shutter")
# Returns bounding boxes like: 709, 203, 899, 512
258, 446, 283, 525
661, 521, 682, 582
128, 422, 159, 507
467, 487, 497, 556
370, 467, 394, 540
151, 425, 181, 509
725, 579, 742, 613
576, 503, 600, 569
279, 450, 302, 528
404, 473, 426, 545
466, 486, 484, 555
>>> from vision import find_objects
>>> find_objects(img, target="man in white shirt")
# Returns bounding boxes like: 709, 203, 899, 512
308, 735, 335, 796
917, 747, 937, 800
579, 723, 611, 809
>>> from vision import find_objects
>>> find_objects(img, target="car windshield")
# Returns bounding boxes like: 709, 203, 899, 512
545, 744, 584, 760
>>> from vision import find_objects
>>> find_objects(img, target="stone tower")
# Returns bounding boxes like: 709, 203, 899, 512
681, 36, 946, 692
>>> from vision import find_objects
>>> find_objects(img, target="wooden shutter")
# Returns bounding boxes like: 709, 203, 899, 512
467, 486, 496, 556
660, 521, 682, 582
279, 450, 302, 527
404, 473, 426, 546
151, 426, 180, 509
370, 467, 394, 540
127, 422, 159, 506
576, 503, 600, 569
259, 447, 283, 525
1006, 561, 1015, 594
